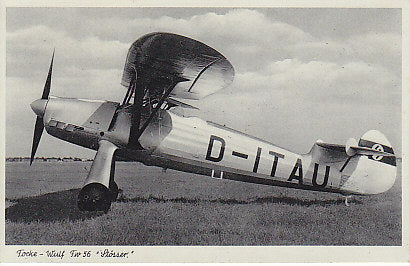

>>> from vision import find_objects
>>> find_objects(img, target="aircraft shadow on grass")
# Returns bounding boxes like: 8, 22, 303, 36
6, 189, 362, 223
5, 189, 103, 223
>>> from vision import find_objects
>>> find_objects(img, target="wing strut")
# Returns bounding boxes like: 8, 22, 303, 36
135, 78, 181, 140
122, 75, 135, 106
187, 58, 222, 92
128, 76, 146, 148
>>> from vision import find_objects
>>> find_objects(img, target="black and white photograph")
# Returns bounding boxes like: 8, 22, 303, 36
3, 4, 408, 263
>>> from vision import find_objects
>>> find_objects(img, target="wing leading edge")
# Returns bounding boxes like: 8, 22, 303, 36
121, 32, 235, 101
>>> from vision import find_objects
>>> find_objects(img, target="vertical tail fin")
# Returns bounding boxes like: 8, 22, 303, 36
358, 130, 396, 167
344, 130, 397, 194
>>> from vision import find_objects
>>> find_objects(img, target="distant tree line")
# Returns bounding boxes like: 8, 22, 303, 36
6, 155, 138, 162
5, 157, 93, 162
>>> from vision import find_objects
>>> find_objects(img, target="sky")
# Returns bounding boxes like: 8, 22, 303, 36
6, 8, 402, 158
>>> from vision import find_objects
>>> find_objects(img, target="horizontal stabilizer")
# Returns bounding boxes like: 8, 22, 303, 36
315, 142, 395, 157
350, 146, 395, 157
315, 142, 345, 152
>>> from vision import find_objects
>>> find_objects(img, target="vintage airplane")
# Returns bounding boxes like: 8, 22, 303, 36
29, 32, 397, 212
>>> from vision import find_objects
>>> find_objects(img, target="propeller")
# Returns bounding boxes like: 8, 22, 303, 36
30, 50, 54, 165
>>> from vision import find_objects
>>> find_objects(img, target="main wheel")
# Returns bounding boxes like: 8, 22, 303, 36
78, 183, 112, 212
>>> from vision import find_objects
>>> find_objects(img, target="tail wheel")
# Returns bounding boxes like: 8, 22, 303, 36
344, 195, 353, 206
78, 183, 112, 213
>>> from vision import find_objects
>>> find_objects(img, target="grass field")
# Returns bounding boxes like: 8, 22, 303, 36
5, 160, 402, 245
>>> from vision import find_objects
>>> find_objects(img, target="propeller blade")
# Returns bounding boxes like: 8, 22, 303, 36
30, 116, 44, 165
30, 50, 54, 165
41, 49, 55, 99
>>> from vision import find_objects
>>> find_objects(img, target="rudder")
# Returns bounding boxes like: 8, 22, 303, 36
358, 130, 396, 167
341, 130, 397, 195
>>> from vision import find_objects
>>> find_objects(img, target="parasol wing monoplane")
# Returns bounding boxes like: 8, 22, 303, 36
29, 32, 397, 212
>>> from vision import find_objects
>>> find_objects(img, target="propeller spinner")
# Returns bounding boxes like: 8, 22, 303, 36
30, 51, 54, 165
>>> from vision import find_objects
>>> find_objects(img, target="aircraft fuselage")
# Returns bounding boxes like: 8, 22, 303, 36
138, 110, 344, 194
40, 97, 395, 197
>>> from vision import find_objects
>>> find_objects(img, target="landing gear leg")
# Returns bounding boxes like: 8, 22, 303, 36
77, 140, 118, 212
109, 157, 119, 201
344, 195, 353, 206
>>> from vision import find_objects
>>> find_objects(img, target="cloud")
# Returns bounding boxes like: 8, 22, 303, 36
7, 25, 129, 78
7, 9, 401, 78
218, 59, 400, 106
37, 9, 308, 75
347, 32, 401, 75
